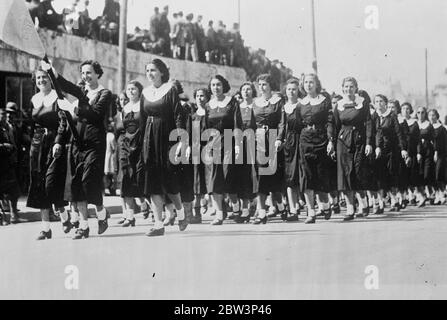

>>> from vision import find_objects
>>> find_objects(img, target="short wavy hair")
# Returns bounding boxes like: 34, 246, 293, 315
428, 108, 440, 120
193, 87, 211, 101
239, 81, 257, 98
80, 60, 104, 79
256, 74, 273, 88
300, 73, 322, 95
389, 99, 401, 114
208, 74, 231, 94
127, 80, 143, 97
341, 76, 358, 93
401, 102, 413, 114
146, 58, 170, 83
374, 94, 388, 105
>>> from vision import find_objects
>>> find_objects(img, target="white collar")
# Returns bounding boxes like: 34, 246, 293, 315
123, 101, 140, 114
209, 96, 232, 109
432, 122, 442, 129
418, 120, 430, 129
32, 90, 58, 108
398, 115, 405, 124
337, 94, 364, 111
284, 101, 298, 114
86, 84, 105, 101
299, 94, 326, 106
370, 108, 376, 115
376, 108, 391, 118
239, 101, 254, 109
254, 94, 282, 107
405, 118, 417, 126
142, 82, 172, 102
195, 108, 206, 116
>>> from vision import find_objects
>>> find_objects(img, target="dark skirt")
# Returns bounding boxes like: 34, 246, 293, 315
205, 147, 237, 194
418, 143, 435, 186
283, 132, 299, 188
434, 155, 447, 186
64, 141, 106, 206
27, 129, 67, 209
336, 128, 371, 192
142, 117, 180, 196
257, 130, 284, 194
0, 169, 21, 201
193, 162, 207, 195
180, 163, 195, 203
299, 129, 331, 193
117, 131, 144, 198
376, 149, 400, 191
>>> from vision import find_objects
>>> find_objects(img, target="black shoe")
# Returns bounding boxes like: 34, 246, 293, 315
117, 217, 126, 225
323, 209, 332, 220
410, 199, 417, 206
373, 207, 384, 215
417, 199, 426, 208
190, 214, 202, 224
363, 207, 370, 217
252, 216, 267, 225
122, 218, 136, 227
36, 229, 52, 240
235, 215, 250, 224
280, 210, 288, 221
73, 228, 89, 240
304, 216, 316, 224
49, 212, 60, 222
343, 214, 355, 221
98, 218, 109, 235
142, 208, 150, 219
72, 221, 80, 229
286, 214, 299, 222
62, 220, 74, 234
267, 210, 278, 218
331, 203, 341, 214
401, 200, 408, 209
178, 219, 188, 231
163, 216, 175, 226
389, 204, 400, 212
211, 218, 223, 226
146, 227, 165, 237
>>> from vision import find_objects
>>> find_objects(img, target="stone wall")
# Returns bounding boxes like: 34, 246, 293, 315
0, 30, 247, 97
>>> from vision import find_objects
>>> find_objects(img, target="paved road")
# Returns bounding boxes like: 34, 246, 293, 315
1, 197, 446, 300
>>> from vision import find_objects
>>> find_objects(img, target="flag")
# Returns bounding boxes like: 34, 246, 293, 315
0, 0, 45, 58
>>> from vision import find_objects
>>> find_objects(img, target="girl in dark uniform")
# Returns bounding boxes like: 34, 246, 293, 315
389, 100, 410, 209
374, 95, 408, 212
235, 82, 258, 223
298, 74, 333, 224
28, 68, 69, 240
252, 74, 286, 224
333, 77, 374, 221
141, 59, 187, 236
416, 107, 435, 207
41, 59, 112, 240
187, 88, 210, 224
277, 78, 302, 222
204, 75, 242, 225
116, 80, 148, 227
429, 109, 447, 205
401, 103, 422, 206
367, 100, 381, 214
329, 94, 343, 214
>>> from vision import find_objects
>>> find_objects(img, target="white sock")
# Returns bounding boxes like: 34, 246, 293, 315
154, 221, 164, 229
321, 202, 330, 211
80, 220, 89, 230
268, 206, 276, 214
127, 209, 135, 220
277, 203, 285, 211
59, 209, 69, 223
97, 208, 107, 221
378, 199, 384, 209
241, 209, 250, 217
70, 210, 79, 223
258, 209, 266, 218
177, 207, 185, 220
216, 210, 224, 220
232, 201, 240, 212
347, 205, 355, 216
308, 209, 316, 217
42, 221, 51, 232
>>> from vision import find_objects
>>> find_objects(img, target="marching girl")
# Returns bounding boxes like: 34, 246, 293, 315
329, 94, 343, 214
252, 74, 286, 224
400, 103, 422, 206
297, 74, 333, 224
115, 80, 148, 227
429, 109, 447, 205
277, 78, 302, 222
389, 99, 411, 209
141, 59, 188, 236
374, 95, 408, 212
204, 75, 242, 226
415, 107, 435, 207
41, 59, 112, 240
188, 88, 211, 224
333, 77, 375, 221
28, 67, 69, 240
234, 82, 258, 224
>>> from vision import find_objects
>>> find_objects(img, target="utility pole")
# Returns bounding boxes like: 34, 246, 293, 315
310, 0, 318, 75
425, 48, 429, 107
238, 0, 241, 29
118, 0, 128, 93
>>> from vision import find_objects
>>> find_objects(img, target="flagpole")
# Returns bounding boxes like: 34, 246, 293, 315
118, 0, 128, 93
310, 0, 318, 75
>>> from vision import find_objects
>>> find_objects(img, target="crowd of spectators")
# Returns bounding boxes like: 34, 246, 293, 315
25, 0, 293, 89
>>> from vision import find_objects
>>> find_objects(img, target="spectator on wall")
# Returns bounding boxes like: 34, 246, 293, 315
102, 0, 120, 25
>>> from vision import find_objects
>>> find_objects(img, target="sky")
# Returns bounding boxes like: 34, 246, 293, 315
54, 0, 447, 97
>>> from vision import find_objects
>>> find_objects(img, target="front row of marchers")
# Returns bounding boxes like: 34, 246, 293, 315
1, 58, 446, 240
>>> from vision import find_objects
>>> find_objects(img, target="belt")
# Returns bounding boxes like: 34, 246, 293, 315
257, 124, 270, 130
147, 116, 161, 122
34, 127, 49, 135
